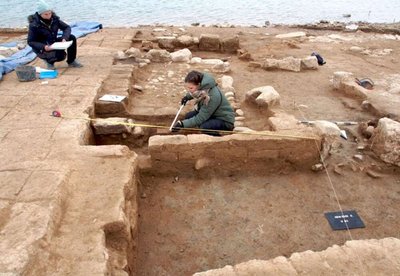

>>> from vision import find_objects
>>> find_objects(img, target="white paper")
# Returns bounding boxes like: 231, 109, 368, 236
50, 41, 73, 50
35, 66, 55, 73
99, 94, 126, 102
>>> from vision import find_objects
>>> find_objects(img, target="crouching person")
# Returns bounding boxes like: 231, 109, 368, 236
172, 70, 235, 136
27, 0, 83, 69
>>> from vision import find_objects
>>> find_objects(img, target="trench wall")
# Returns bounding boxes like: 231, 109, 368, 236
148, 133, 321, 173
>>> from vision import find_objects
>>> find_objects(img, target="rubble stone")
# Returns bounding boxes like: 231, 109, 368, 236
301, 56, 319, 70
125, 47, 141, 58
212, 62, 231, 73
171, 48, 192, 62
246, 86, 280, 108
275, 31, 306, 39
371, 117, 400, 167
145, 49, 172, 63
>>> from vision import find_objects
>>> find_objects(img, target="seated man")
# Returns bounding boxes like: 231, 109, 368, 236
27, 0, 83, 69
173, 70, 235, 136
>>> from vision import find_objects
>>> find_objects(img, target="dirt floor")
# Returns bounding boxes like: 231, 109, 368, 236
130, 25, 400, 275
138, 165, 400, 275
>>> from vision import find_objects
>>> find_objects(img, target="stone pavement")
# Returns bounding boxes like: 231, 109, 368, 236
0, 29, 138, 275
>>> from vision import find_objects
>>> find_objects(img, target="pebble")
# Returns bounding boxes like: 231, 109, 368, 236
236, 109, 244, 116
225, 92, 235, 98
311, 163, 324, 172
353, 154, 364, 161
141, 192, 147, 198
167, 71, 175, 78
133, 85, 143, 91
366, 169, 383, 179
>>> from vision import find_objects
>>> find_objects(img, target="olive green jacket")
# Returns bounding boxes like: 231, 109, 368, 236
182, 73, 235, 128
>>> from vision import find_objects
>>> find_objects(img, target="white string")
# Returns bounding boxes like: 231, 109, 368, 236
296, 105, 367, 275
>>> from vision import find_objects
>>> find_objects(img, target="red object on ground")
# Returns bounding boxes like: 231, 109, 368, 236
52, 110, 62, 117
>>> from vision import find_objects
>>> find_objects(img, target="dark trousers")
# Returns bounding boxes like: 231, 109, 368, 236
185, 110, 233, 136
38, 34, 77, 64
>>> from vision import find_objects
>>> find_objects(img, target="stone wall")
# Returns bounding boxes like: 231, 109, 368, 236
148, 133, 321, 173
194, 238, 400, 275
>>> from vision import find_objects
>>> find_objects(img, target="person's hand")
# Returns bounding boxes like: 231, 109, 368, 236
171, 120, 183, 132
62, 39, 67, 42
180, 95, 190, 106
44, 45, 52, 51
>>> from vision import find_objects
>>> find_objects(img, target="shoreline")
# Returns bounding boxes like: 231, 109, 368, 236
1, 21, 400, 35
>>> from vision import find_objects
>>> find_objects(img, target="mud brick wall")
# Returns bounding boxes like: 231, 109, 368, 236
148, 134, 321, 173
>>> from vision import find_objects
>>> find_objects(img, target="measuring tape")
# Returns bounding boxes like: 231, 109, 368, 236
51, 110, 319, 140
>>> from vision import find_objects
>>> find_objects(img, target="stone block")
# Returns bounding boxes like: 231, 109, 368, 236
371, 117, 400, 166
144, 49, 171, 63
92, 117, 133, 135
175, 35, 198, 50
171, 48, 192, 62
95, 94, 128, 115
263, 57, 302, 72
221, 36, 240, 53
199, 34, 220, 51
278, 57, 302, 72
149, 135, 188, 149
301, 56, 318, 70
157, 36, 177, 51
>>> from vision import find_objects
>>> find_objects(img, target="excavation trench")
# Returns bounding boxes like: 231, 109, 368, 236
94, 52, 400, 275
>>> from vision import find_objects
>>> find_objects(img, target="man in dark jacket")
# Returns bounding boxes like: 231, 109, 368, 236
27, 0, 82, 69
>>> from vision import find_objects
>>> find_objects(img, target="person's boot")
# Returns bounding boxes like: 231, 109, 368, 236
44, 61, 55, 70
68, 60, 83, 68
